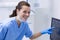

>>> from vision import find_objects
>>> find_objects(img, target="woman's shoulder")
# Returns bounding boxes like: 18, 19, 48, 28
22, 21, 28, 25
22, 21, 29, 27
0, 17, 15, 27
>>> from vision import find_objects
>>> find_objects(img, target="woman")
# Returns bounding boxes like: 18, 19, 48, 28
0, 1, 53, 40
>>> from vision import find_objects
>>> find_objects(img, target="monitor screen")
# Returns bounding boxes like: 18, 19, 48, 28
50, 17, 60, 40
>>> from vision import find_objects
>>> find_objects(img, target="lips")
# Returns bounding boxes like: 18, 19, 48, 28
22, 16, 28, 21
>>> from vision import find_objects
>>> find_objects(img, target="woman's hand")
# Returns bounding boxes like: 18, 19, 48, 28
41, 27, 55, 34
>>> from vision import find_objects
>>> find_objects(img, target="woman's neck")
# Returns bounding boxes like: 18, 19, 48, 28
15, 16, 21, 27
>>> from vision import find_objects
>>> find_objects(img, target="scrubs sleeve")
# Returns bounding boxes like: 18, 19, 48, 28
0, 24, 8, 40
25, 23, 33, 38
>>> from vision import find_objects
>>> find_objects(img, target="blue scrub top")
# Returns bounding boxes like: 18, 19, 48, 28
0, 17, 32, 40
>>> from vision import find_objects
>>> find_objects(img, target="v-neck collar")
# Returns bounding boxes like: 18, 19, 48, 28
15, 18, 22, 29
13, 17, 25, 31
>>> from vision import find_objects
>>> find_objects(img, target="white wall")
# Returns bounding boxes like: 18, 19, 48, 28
28, 0, 52, 40
52, 0, 60, 19
0, 7, 13, 21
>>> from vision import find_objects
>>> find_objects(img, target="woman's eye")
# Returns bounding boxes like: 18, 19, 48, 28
23, 11, 30, 14
23, 11, 26, 13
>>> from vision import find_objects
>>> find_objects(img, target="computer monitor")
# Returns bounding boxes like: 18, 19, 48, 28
50, 17, 60, 40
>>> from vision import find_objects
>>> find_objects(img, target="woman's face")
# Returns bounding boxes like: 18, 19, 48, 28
17, 5, 30, 21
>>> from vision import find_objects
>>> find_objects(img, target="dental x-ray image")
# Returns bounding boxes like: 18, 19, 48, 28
50, 17, 60, 40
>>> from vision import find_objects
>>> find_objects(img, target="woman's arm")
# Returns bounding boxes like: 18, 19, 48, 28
0, 24, 8, 40
30, 32, 42, 40
30, 27, 54, 40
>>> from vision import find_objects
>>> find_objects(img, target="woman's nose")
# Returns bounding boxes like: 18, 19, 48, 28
26, 13, 30, 16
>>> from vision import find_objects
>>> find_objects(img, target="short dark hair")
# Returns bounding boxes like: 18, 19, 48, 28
9, 1, 30, 18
